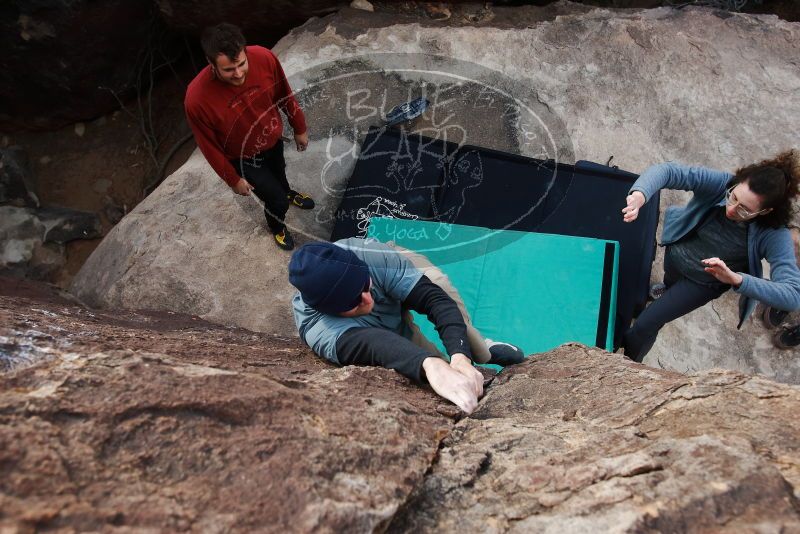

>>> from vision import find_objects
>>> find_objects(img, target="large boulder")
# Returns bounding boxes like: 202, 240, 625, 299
391, 350, 800, 532
72, 4, 800, 381
69, 141, 357, 335
0, 278, 451, 531
2, 279, 800, 531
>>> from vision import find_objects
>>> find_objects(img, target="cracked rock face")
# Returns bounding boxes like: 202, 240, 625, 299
71, 4, 800, 381
2, 278, 800, 531
390, 349, 800, 532
0, 278, 452, 532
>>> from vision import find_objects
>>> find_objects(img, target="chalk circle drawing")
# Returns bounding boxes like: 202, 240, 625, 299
237, 53, 574, 258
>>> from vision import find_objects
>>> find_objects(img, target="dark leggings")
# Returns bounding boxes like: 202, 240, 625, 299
231, 140, 290, 234
623, 252, 729, 362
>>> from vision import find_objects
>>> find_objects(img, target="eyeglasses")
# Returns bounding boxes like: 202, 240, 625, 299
725, 186, 767, 219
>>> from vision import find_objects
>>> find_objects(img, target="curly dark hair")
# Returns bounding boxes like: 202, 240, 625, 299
728, 150, 799, 228
201, 23, 246, 64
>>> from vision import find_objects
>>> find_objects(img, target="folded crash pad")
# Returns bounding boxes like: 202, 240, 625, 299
367, 218, 619, 356
331, 127, 659, 347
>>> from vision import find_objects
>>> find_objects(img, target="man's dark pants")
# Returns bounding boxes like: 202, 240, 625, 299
624, 251, 729, 362
231, 139, 290, 234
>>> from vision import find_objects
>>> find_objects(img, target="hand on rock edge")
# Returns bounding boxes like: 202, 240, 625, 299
423, 357, 478, 414
450, 353, 484, 398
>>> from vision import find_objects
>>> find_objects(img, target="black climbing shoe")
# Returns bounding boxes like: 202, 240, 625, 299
273, 228, 295, 251
485, 339, 526, 366
648, 283, 667, 300
761, 305, 790, 329
773, 324, 800, 349
287, 190, 315, 210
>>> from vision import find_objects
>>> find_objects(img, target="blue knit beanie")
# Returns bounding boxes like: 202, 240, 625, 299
288, 242, 370, 314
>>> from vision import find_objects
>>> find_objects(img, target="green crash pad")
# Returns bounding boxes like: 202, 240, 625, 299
367, 218, 619, 361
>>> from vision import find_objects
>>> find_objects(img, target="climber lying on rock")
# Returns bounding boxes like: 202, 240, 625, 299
288, 238, 524, 414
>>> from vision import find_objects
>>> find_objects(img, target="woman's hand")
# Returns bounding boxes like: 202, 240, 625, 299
622, 191, 646, 223
702, 257, 744, 287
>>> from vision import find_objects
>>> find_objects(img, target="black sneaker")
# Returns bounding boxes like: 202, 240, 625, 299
649, 283, 667, 300
761, 305, 790, 329
485, 339, 526, 366
273, 228, 295, 251
773, 324, 800, 349
287, 190, 315, 210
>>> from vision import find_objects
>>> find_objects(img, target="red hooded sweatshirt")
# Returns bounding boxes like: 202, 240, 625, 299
184, 45, 307, 187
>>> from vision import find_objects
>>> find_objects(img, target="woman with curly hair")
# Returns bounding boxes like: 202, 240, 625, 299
620, 150, 800, 362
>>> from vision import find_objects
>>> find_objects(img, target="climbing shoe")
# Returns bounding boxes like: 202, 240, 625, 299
773, 324, 800, 349
485, 339, 526, 366
760, 305, 790, 330
287, 190, 315, 210
273, 228, 295, 251
648, 282, 667, 300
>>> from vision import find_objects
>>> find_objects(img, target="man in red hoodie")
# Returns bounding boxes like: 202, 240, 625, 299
185, 23, 313, 250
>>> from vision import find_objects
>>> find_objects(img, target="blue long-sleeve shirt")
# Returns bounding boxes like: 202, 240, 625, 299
630, 162, 800, 327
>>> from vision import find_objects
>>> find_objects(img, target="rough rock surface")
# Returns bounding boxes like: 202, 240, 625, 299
390, 349, 800, 532
71, 4, 800, 381
3, 278, 800, 531
0, 278, 452, 532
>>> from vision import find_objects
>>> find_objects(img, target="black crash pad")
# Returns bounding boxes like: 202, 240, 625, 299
330, 127, 660, 347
